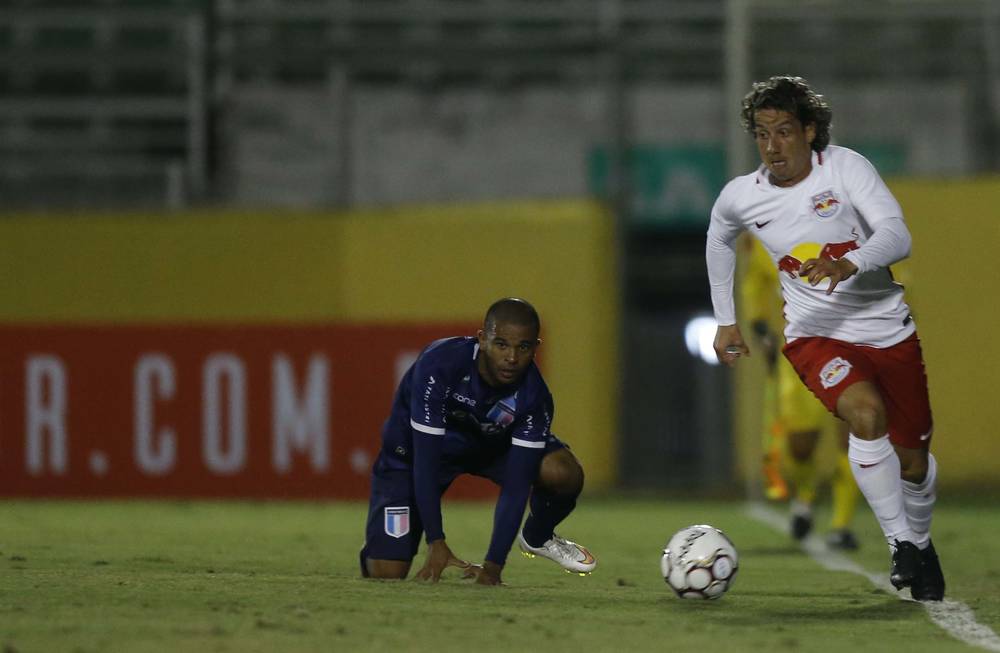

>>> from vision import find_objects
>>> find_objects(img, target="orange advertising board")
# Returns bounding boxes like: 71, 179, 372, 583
0, 323, 496, 499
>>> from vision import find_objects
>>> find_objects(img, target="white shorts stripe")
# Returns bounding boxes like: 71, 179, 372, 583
410, 419, 445, 435
511, 437, 545, 449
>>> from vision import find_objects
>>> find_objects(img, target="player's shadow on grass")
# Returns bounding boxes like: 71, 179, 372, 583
723, 595, 920, 625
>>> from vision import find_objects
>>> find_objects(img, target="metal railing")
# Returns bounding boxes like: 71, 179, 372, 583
0, 0, 997, 209
214, 0, 994, 84
0, 6, 206, 210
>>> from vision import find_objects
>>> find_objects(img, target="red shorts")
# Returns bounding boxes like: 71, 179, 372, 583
782, 333, 933, 449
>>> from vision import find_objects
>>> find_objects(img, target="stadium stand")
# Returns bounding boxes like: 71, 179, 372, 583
1, 0, 996, 208
0, 0, 205, 208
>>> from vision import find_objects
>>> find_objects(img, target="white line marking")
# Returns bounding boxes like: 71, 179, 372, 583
747, 502, 1000, 652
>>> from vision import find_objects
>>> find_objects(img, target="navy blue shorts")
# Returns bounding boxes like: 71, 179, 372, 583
359, 433, 567, 575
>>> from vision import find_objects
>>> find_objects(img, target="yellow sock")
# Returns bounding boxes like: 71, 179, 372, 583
830, 453, 860, 530
785, 455, 818, 506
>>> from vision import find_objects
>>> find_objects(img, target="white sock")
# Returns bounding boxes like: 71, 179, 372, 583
902, 453, 937, 550
848, 434, 915, 547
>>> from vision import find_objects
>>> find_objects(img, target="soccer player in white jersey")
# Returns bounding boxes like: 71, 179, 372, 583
705, 76, 944, 601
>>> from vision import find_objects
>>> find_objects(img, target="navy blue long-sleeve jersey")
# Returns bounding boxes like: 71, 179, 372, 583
378, 336, 554, 566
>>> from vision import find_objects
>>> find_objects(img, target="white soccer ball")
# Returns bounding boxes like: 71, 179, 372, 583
660, 524, 739, 600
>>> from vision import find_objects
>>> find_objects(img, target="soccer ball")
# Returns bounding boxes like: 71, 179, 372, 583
661, 524, 739, 600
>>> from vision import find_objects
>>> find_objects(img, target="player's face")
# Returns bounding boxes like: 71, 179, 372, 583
476, 321, 540, 388
753, 108, 816, 187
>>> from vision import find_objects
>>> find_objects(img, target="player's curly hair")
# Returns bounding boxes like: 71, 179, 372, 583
740, 76, 832, 152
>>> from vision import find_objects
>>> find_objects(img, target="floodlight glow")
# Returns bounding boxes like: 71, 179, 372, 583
684, 316, 720, 365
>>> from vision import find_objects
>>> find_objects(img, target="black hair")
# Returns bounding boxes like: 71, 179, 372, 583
740, 76, 832, 152
483, 297, 540, 335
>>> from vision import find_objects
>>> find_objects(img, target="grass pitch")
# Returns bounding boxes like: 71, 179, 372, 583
2, 496, 999, 652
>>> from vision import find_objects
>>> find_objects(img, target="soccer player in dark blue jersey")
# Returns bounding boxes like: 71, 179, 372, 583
360, 297, 596, 585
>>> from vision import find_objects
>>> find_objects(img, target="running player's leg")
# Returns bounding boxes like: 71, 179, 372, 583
904, 452, 944, 602
784, 337, 918, 589
836, 380, 920, 587
873, 335, 943, 600
874, 336, 934, 541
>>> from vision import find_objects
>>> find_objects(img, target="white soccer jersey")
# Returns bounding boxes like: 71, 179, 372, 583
707, 145, 915, 348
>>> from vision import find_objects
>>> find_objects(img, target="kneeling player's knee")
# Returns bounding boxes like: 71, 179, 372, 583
562, 459, 584, 496
365, 558, 411, 579
538, 452, 584, 497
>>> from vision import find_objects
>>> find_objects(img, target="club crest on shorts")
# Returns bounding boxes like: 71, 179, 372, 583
811, 190, 841, 218
819, 356, 852, 389
384, 506, 410, 538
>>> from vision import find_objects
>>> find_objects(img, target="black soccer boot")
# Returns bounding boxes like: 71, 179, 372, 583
889, 540, 921, 590
791, 514, 813, 540
825, 529, 860, 551
790, 502, 813, 541
910, 541, 945, 601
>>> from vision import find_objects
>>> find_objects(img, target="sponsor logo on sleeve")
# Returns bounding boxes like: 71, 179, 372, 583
819, 356, 852, 389
384, 506, 410, 538
421, 375, 435, 425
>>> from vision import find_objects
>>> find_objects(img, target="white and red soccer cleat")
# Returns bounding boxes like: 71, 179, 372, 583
518, 531, 596, 575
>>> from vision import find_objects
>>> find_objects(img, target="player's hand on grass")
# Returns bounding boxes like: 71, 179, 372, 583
714, 324, 749, 367
460, 562, 483, 579
472, 561, 504, 586
415, 539, 473, 582
799, 257, 858, 295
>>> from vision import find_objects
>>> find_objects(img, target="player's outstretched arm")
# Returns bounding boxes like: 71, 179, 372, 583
415, 539, 476, 583
714, 323, 749, 367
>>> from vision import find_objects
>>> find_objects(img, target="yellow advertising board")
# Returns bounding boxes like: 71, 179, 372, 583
0, 200, 619, 495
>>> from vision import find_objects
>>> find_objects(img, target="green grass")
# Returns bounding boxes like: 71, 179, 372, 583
1, 497, 998, 652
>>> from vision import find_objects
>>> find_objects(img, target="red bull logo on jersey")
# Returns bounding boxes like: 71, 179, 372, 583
819, 356, 852, 389
385, 506, 410, 538
811, 190, 841, 218
819, 238, 860, 260
778, 255, 803, 278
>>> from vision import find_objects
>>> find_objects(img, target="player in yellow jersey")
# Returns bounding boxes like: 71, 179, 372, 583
741, 236, 860, 549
